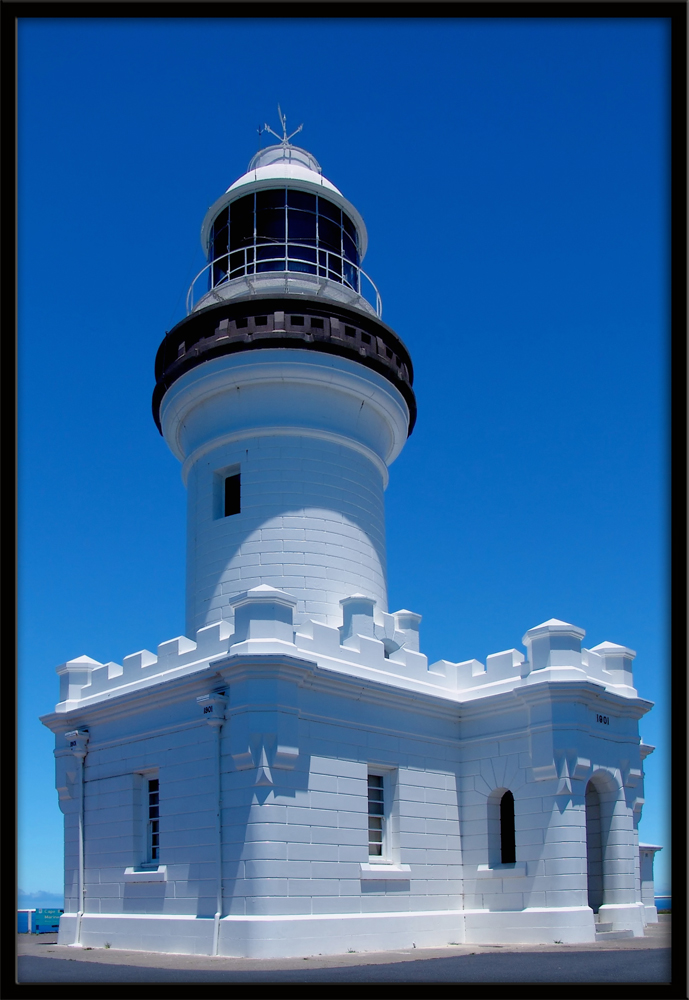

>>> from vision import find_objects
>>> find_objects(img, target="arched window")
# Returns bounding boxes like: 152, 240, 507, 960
500, 790, 516, 864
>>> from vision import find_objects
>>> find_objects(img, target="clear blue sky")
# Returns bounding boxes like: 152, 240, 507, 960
18, 17, 670, 899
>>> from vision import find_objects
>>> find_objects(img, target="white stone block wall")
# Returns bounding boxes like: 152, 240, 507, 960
45, 605, 654, 951
456, 694, 645, 928
54, 673, 468, 923
185, 433, 388, 633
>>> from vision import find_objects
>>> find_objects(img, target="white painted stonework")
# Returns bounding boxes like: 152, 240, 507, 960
42, 139, 659, 958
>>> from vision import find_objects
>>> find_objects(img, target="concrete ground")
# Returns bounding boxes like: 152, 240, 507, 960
16, 916, 672, 984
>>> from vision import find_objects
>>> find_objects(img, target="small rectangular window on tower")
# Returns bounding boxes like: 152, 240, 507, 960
224, 474, 241, 517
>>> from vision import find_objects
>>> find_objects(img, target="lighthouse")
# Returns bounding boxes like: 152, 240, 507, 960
42, 118, 659, 959
152, 113, 415, 637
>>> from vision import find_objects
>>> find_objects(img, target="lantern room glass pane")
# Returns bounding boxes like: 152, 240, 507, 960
343, 261, 358, 290
256, 243, 284, 272
213, 260, 228, 286
318, 216, 341, 253
343, 232, 357, 264
288, 209, 317, 242
213, 206, 229, 232
213, 226, 228, 252
230, 195, 254, 249
288, 244, 317, 263
288, 259, 317, 274
256, 208, 285, 242
256, 189, 285, 210
342, 212, 356, 240
287, 189, 316, 212
318, 197, 341, 223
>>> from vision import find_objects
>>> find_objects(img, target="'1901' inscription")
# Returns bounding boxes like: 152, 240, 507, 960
596, 713, 610, 725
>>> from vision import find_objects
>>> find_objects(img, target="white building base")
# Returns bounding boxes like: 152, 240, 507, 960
56, 904, 651, 957
58, 911, 466, 958
463, 906, 596, 945
58, 913, 217, 955
597, 902, 647, 936
217, 911, 465, 959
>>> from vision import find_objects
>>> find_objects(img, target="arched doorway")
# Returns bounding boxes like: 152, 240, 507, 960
585, 779, 605, 912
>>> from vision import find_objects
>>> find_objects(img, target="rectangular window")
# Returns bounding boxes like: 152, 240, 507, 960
147, 778, 159, 863
368, 773, 385, 858
224, 474, 241, 517
214, 464, 240, 520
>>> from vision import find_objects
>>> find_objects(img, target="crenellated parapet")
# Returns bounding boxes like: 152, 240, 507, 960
52, 600, 644, 712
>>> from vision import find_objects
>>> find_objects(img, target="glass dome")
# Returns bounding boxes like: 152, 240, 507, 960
247, 143, 322, 174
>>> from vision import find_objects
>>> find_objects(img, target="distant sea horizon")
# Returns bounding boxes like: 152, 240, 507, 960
18, 891, 64, 910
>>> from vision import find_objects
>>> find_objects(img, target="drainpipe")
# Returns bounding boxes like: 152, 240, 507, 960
197, 693, 227, 956
65, 730, 89, 946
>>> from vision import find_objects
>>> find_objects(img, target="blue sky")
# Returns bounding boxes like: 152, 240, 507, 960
18, 16, 670, 898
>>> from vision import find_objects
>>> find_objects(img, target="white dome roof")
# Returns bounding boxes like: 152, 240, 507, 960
227, 162, 342, 197
227, 143, 342, 196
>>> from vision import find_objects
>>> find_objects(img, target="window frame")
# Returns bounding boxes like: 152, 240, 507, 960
146, 776, 160, 864
367, 767, 398, 864
134, 769, 160, 869
486, 786, 517, 868
213, 464, 241, 520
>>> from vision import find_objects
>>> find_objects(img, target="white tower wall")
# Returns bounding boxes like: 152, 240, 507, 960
160, 349, 409, 634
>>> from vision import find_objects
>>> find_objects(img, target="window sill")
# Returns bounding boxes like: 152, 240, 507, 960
360, 863, 411, 881
475, 863, 527, 878
124, 866, 167, 882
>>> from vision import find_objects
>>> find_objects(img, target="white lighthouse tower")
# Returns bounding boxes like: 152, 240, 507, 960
153, 114, 414, 636
42, 118, 659, 959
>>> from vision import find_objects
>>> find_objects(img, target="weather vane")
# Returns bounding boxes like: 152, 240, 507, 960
258, 104, 303, 146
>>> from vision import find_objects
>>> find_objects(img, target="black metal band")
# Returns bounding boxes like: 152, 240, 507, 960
152, 296, 416, 435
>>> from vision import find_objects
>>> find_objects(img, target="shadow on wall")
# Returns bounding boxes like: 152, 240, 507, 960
194, 485, 388, 628
120, 751, 312, 919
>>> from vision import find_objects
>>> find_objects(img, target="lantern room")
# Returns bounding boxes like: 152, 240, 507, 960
188, 142, 381, 317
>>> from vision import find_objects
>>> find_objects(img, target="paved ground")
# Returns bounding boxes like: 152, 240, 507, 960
15, 917, 672, 985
